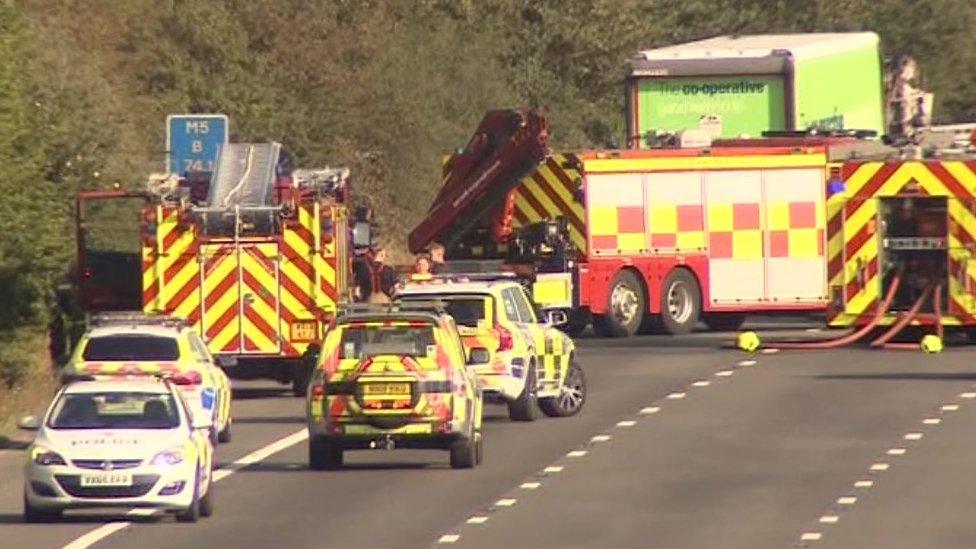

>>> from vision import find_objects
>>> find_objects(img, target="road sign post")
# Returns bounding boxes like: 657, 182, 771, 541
166, 114, 229, 175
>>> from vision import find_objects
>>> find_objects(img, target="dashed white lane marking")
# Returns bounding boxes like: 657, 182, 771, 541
870, 462, 890, 471
590, 434, 612, 443
466, 516, 489, 525
738, 360, 757, 367
819, 515, 840, 524
640, 406, 661, 415
63, 429, 309, 549
715, 370, 734, 377
941, 404, 960, 411
837, 496, 858, 505
495, 498, 517, 507
805, 328, 822, 333
543, 465, 563, 473
801, 532, 823, 541
923, 418, 941, 425
960, 392, 976, 399
438, 534, 461, 544
666, 392, 686, 400
616, 420, 637, 428
887, 448, 906, 456
520, 482, 541, 490
761, 348, 780, 354
567, 450, 587, 458
854, 480, 874, 488
904, 432, 923, 441
692, 380, 711, 387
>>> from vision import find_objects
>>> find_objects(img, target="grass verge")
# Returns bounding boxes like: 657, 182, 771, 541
0, 328, 57, 449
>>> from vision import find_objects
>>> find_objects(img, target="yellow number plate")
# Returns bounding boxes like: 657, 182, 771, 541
290, 321, 317, 341
363, 383, 411, 396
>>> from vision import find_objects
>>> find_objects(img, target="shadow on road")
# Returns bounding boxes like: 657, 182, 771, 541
219, 461, 433, 473
232, 387, 294, 400
816, 372, 976, 381
231, 416, 305, 425
0, 512, 160, 525
0, 435, 29, 451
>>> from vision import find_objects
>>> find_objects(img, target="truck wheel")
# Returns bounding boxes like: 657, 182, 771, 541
449, 437, 477, 469
309, 436, 343, 471
559, 309, 590, 338
539, 361, 586, 417
659, 269, 701, 335
594, 270, 645, 337
702, 313, 746, 332
507, 363, 538, 422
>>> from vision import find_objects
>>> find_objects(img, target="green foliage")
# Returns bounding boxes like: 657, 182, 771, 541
0, 0, 975, 385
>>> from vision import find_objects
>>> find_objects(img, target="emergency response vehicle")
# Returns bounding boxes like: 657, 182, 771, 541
306, 306, 485, 469
397, 275, 585, 421
20, 377, 215, 522
62, 314, 233, 444
75, 142, 371, 395
409, 109, 833, 337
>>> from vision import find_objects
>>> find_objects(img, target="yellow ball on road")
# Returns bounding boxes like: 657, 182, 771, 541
738, 331, 761, 352
920, 335, 943, 353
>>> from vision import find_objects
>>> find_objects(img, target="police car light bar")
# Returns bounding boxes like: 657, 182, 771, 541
89, 312, 188, 328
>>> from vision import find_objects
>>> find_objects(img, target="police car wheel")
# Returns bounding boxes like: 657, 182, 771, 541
539, 361, 586, 418
175, 472, 201, 523
475, 431, 484, 465
199, 480, 214, 518
660, 269, 701, 335
450, 437, 477, 469
309, 436, 343, 471
217, 419, 232, 444
507, 364, 538, 422
23, 492, 61, 523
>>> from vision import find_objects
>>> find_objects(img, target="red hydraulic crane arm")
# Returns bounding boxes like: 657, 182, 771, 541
408, 109, 549, 254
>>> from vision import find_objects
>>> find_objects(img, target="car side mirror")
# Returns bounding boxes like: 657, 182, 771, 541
18, 415, 41, 431
544, 310, 569, 326
467, 347, 490, 366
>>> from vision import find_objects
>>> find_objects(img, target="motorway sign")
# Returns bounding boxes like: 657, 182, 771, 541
166, 114, 229, 175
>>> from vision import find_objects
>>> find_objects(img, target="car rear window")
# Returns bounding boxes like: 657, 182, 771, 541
339, 325, 436, 360
400, 295, 487, 328
82, 335, 180, 361
48, 392, 181, 430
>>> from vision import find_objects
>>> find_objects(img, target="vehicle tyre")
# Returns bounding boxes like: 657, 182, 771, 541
217, 417, 232, 444
309, 436, 343, 471
23, 492, 61, 523
539, 361, 586, 418
474, 430, 484, 465
659, 269, 701, 335
292, 353, 315, 397
559, 309, 590, 338
175, 472, 200, 523
449, 437, 477, 469
507, 362, 538, 422
702, 313, 746, 332
595, 270, 645, 338
199, 479, 214, 518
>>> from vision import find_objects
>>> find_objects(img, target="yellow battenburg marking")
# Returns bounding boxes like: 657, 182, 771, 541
732, 230, 763, 259
767, 202, 790, 231
708, 204, 734, 232
617, 233, 647, 251
649, 205, 677, 233
589, 206, 618, 235
676, 231, 706, 250
789, 228, 820, 258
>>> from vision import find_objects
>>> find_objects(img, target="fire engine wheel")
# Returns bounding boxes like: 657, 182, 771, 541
702, 313, 747, 332
593, 270, 645, 337
660, 269, 701, 335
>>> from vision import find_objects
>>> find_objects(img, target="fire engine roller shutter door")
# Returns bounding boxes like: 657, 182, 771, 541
705, 171, 764, 303
644, 171, 705, 252
762, 168, 827, 302
586, 173, 647, 255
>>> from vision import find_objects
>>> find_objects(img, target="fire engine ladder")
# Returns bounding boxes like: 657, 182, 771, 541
407, 109, 550, 253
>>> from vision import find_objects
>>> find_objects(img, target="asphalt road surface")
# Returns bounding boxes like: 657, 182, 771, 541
3, 321, 976, 549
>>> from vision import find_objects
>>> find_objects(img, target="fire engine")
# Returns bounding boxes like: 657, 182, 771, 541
75, 142, 370, 394
409, 109, 976, 339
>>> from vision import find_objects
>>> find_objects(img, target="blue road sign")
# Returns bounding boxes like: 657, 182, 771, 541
166, 114, 229, 175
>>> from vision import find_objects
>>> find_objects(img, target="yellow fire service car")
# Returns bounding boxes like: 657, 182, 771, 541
20, 376, 214, 522
397, 276, 586, 422
306, 307, 485, 470
63, 314, 233, 444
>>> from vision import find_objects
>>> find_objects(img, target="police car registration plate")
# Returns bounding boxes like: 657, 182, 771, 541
80, 473, 133, 487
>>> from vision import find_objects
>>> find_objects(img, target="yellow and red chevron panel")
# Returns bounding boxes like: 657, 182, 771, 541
827, 160, 976, 327
142, 200, 345, 359
510, 154, 586, 254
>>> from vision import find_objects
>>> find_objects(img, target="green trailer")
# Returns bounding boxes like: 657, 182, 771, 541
626, 32, 885, 145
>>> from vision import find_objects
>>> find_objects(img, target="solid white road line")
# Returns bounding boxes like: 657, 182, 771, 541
63, 428, 309, 549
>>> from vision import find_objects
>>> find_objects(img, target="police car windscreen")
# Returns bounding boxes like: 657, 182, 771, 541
49, 392, 180, 430
82, 336, 180, 361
